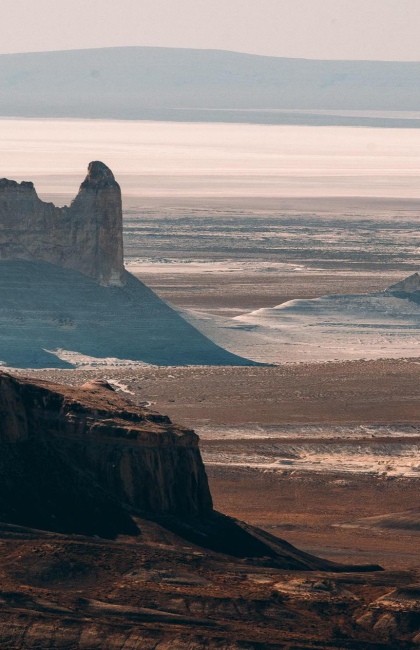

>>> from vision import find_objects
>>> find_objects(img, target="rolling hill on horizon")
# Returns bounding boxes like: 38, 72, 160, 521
1, 46, 420, 125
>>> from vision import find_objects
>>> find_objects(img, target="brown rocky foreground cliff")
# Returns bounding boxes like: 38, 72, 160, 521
0, 371, 212, 535
0, 372, 417, 648
0, 161, 124, 286
0, 370, 368, 569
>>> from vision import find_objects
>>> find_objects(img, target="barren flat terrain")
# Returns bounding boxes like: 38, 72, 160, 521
136, 269, 400, 316
208, 467, 419, 571
23, 359, 420, 426
122, 197, 420, 315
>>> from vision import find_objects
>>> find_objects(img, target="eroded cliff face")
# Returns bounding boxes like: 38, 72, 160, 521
0, 372, 409, 648
0, 372, 212, 535
0, 161, 124, 286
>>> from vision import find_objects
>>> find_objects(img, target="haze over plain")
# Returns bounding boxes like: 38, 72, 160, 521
1, 48, 420, 124
1, 1, 420, 125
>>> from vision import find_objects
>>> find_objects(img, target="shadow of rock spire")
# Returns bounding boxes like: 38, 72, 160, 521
0, 261, 256, 367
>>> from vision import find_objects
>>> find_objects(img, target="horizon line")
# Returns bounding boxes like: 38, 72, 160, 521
1, 44, 420, 65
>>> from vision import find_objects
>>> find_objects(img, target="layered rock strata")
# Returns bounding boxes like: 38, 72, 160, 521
0, 161, 124, 286
0, 372, 212, 536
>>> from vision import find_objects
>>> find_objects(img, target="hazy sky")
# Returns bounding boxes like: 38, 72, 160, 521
0, 0, 419, 61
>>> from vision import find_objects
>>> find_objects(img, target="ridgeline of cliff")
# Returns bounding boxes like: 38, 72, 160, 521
0, 372, 212, 537
0, 161, 124, 287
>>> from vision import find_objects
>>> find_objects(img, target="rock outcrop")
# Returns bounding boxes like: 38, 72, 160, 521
388, 272, 420, 294
0, 161, 124, 286
0, 370, 382, 572
0, 371, 212, 536
0, 372, 408, 648
0, 163, 257, 367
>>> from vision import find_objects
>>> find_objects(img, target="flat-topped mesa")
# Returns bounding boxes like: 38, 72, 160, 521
0, 371, 212, 535
0, 161, 125, 286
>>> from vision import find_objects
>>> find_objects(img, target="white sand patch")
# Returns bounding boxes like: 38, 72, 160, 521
200, 423, 420, 476
183, 288, 420, 364
197, 424, 420, 441
203, 445, 420, 478
126, 259, 311, 275
46, 349, 153, 369
107, 379, 135, 395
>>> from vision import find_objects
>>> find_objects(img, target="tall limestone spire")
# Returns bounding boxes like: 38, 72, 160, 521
70, 161, 125, 286
0, 162, 125, 286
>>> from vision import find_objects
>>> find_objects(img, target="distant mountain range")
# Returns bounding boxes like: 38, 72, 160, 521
0, 47, 420, 125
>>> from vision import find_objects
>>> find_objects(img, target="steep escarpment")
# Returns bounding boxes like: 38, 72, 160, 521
0, 161, 124, 286
0, 372, 413, 648
0, 372, 212, 535
0, 371, 379, 571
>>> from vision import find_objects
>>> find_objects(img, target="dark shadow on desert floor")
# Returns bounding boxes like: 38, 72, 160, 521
0, 260, 255, 368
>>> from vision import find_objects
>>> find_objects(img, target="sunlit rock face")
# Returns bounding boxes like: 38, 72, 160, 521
0, 161, 124, 286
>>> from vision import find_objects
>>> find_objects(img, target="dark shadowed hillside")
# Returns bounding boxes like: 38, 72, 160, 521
0, 261, 254, 367
0, 161, 255, 367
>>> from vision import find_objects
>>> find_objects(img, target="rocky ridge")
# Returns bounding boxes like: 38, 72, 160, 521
0, 372, 212, 534
0, 161, 124, 286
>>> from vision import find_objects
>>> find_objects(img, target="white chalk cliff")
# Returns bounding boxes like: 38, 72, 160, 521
0, 161, 124, 286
